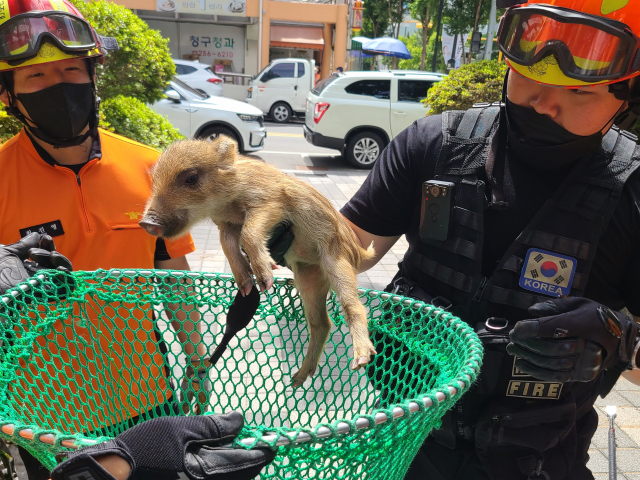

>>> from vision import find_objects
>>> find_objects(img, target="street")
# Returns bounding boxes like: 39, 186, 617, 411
250, 120, 348, 171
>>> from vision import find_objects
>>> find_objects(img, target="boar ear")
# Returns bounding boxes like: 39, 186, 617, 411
211, 135, 239, 167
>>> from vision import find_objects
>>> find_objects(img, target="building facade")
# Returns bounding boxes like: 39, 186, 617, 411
117, 0, 348, 81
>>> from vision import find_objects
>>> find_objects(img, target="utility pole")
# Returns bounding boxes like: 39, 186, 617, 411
483, 0, 496, 60
431, 0, 444, 72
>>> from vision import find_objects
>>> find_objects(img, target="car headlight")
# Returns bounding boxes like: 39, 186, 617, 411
238, 114, 260, 122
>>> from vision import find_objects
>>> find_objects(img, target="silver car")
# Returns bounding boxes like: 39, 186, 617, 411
151, 78, 266, 153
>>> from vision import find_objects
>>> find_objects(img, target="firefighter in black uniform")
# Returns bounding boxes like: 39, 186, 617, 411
340, 0, 640, 478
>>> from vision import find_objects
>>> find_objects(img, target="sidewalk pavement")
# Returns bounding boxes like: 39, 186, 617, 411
186, 168, 640, 480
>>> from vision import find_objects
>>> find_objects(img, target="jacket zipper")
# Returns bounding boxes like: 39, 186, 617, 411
473, 277, 488, 302
58, 163, 93, 232
76, 169, 92, 232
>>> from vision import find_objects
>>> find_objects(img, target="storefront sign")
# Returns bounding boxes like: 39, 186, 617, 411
180, 23, 245, 71
156, 0, 246, 16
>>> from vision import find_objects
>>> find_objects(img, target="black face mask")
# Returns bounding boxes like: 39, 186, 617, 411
17, 82, 94, 141
505, 97, 603, 169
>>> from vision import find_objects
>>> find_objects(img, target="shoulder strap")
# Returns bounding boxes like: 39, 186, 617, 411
436, 103, 502, 176
455, 102, 502, 139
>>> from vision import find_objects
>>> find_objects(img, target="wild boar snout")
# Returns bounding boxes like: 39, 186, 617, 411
139, 214, 165, 237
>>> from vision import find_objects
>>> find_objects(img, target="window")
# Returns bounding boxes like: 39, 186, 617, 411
398, 80, 433, 102
297, 62, 305, 78
311, 73, 340, 95
262, 63, 296, 81
171, 78, 208, 100
344, 80, 391, 99
176, 64, 197, 75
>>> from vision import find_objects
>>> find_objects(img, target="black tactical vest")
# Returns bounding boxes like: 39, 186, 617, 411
398, 103, 640, 478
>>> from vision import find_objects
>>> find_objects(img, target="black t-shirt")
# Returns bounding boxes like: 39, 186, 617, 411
341, 115, 640, 316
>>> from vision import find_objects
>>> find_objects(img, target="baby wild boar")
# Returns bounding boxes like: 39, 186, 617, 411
140, 137, 377, 387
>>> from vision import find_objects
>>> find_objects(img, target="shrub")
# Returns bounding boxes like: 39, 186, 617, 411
99, 96, 184, 150
424, 60, 508, 114
73, 0, 175, 104
0, 108, 22, 143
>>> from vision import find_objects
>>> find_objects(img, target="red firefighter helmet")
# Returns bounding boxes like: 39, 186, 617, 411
497, 0, 640, 87
0, 0, 117, 72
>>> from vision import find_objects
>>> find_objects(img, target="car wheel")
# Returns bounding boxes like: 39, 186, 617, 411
270, 102, 292, 123
198, 126, 243, 151
346, 131, 384, 169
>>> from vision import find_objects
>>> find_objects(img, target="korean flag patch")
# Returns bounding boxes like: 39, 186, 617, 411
519, 248, 577, 297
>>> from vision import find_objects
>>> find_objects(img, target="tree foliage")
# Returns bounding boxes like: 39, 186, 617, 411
0, 108, 22, 143
361, 0, 390, 39
397, 32, 446, 72
73, 0, 175, 104
409, 0, 439, 69
424, 60, 507, 113
99, 96, 184, 150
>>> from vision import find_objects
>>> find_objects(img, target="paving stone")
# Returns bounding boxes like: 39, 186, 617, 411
624, 427, 640, 446
596, 391, 632, 407
591, 426, 639, 449
587, 448, 609, 473
616, 448, 640, 474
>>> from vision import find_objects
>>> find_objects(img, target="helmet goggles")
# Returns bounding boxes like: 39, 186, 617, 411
498, 4, 640, 84
0, 11, 99, 64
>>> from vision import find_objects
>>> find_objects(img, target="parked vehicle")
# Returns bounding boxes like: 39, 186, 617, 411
151, 78, 266, 153
246, 58, 315, 123
303, 70, 444, 168
173, 58, 224, 97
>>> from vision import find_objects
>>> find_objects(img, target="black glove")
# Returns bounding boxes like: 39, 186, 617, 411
507, 297, 639, 383
51, 413, 275, 480
266, 221, 293, 268
0, 233, 72, 295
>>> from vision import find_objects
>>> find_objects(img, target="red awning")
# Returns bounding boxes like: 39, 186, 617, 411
270, 26, 324, 50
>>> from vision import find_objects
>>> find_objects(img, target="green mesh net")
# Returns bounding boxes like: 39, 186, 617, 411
0, 269, 482, 480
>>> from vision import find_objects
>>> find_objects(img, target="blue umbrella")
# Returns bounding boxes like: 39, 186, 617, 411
352, 36, 371, 44
362, 37, 412, 59
351, 36, 373, 58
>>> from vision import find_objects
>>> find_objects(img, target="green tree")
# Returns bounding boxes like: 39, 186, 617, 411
0, 109, 22, 143
442, 0, 490, 64
409, 0, 439, 70
362, 0, 390, 39
423, 59, 507, 113
100, 96, 184, 150
73, 0, 175, 104
397, 30, 447, 72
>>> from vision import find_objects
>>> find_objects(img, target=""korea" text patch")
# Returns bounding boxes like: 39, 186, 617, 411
518, 248, 577, 297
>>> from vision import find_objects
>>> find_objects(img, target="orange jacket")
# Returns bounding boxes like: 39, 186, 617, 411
0, 129, 194, 267
0, 129, 196, 431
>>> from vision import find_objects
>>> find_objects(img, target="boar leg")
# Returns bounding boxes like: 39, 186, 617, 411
291, 263, 331, 388
219, 222, 255, 296
240, 207, 283, 292
322, 255, 376, 370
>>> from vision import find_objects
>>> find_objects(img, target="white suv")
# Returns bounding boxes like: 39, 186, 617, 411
303, 71, 444, 168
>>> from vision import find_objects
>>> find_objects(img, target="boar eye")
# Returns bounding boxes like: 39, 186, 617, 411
185, 174, 199, 185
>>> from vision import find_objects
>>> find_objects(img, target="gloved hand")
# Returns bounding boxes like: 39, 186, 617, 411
266, 221, 293, 268
51, 413, 276, 480
0, 233, 72, 295
507, 297, 639, 383
179, 357, 213, 416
